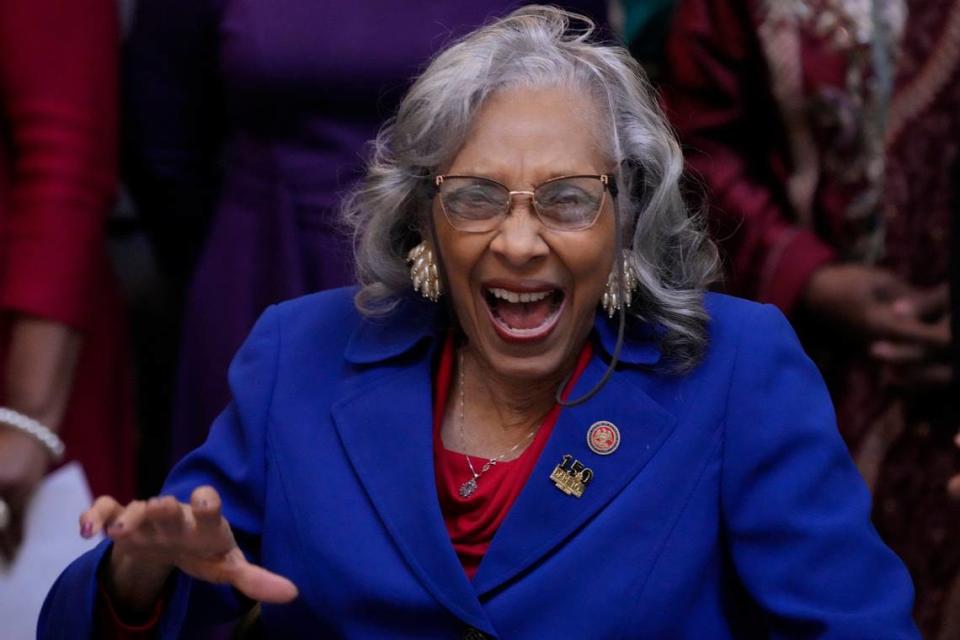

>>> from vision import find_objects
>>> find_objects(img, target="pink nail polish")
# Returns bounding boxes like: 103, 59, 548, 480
80, 522, 93, 538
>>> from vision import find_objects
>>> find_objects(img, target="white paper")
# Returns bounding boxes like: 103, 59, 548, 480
0, 462, 102, 639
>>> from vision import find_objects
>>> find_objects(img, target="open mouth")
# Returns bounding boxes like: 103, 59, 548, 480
482, 286, 565, 342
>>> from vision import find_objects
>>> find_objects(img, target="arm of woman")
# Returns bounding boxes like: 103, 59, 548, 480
662, 0, 941, 348
0, 317, 80, 559
0, 0, 116, 559
662, 0, 837, 314
720, 302, 919, 637
0, 0, 117, 323
38, 307, 296, 638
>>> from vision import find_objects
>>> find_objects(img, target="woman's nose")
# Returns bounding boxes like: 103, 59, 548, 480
489, 195, 549, 265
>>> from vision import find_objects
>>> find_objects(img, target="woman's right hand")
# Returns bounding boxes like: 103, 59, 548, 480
803, 265, 945, 342
80, 485, 298, 616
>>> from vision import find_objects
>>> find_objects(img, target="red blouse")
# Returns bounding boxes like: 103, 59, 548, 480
432, 332, 593, 579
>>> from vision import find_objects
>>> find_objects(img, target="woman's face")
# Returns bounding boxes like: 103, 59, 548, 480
432, 85, 616, 382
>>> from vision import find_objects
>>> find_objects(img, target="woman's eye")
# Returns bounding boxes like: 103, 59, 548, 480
541, 188, 591, 207
451, 188, 497, 204
465, 191, 496, 203
555, 193, 585, 205
444, 186, 505, 220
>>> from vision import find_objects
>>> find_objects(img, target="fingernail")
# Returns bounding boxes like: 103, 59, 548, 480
198, 499, 208, 509
110, 521, 124, 532
80, 522, 93, 538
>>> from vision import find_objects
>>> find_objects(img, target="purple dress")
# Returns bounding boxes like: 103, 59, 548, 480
124, 0, 607, 461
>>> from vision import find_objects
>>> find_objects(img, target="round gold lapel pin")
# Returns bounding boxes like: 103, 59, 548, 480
586, 421, 620, 455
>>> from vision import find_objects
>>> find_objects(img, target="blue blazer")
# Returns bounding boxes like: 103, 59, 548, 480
40, 288, 919, 638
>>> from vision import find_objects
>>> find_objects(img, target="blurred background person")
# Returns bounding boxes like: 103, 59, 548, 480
121, 0, 609, 468
663, 0, 959, 635
0, 0, 135, 632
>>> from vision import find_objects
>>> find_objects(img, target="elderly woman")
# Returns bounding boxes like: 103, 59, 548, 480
40, 7, 917, 638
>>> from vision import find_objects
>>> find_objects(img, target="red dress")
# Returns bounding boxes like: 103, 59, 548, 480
0, 0, 135, 502
664, 0, 960, 634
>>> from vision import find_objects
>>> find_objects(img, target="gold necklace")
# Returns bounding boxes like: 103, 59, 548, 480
457, 350, 538, 499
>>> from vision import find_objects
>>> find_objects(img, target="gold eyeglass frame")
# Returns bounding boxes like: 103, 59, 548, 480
433, 174, 619, 233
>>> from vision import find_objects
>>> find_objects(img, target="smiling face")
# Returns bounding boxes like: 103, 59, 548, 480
431, 84, 617, 383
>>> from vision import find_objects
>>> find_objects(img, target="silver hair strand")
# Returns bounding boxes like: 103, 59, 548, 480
341, 5, 721, 372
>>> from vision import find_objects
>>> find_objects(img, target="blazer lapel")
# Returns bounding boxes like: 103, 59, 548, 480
330, 350, 497, 635
471, 355, 677, 597
333, 300, 672, 620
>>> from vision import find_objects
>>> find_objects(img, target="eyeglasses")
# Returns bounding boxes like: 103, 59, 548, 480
433, 174, 618, 233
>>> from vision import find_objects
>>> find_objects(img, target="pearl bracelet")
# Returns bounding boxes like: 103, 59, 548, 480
0, 407, 65, 462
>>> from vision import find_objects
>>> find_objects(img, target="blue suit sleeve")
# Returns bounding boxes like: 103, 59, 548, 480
721, 303, 919, 638
39, 305, 281, 639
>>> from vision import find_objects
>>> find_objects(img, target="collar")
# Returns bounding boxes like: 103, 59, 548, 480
592, 311, 663, 366
344, 294, 662, 366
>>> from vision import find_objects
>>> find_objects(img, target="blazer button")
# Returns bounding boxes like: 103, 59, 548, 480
461, 627, 490, 640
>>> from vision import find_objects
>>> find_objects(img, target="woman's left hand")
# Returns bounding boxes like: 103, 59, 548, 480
869, 284, 953, 390
0, 315, 80, 563
0, 428, 48, 562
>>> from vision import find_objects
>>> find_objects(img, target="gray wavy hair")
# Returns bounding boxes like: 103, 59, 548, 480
341, 5, 720, 371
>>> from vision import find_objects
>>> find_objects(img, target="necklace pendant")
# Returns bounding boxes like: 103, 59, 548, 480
459, 477, 478, 498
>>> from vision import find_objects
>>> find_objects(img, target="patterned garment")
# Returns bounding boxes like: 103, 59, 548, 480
869, 2, 960, 636
664, 0, 960, 636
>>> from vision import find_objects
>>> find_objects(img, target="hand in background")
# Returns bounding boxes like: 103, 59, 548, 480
0, 430, 47, 561
0, 315, 79, 562
80, 485, 298, 617
803, 265, 952, 390
869, 284, 952, 390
